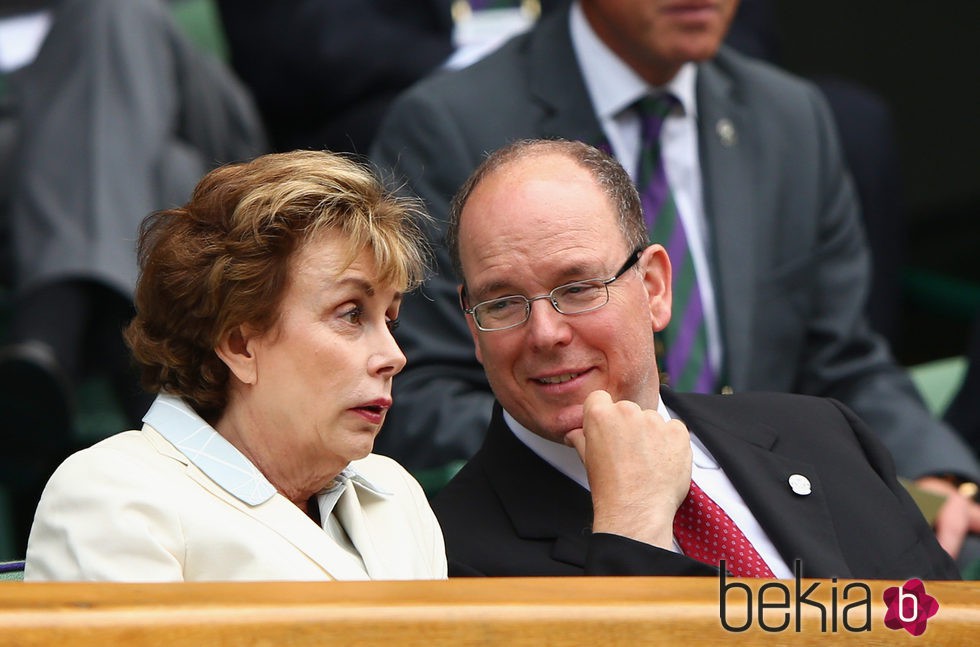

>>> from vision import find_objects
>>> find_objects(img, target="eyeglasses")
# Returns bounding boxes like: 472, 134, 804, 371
462, 248, 645, 332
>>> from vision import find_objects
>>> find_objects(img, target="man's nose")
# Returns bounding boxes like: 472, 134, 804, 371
525, 297, 571, 349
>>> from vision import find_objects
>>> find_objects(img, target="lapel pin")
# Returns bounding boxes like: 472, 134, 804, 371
788, 474, 811, 496
716, 118, 737, 147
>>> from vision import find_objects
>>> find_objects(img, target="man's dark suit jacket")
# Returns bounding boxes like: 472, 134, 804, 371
370, 3, 980, 484
431, 389, 960, 579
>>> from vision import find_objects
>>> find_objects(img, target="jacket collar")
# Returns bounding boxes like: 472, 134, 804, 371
483, 403, 595, 539
143, 393, 276, 505
143, 393, 388, 506
141, 393, 393, 580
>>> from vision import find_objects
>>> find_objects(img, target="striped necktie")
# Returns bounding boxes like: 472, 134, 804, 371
634, 94, 716, 393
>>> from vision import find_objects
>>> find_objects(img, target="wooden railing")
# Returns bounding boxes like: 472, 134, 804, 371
1, 577, 977, 645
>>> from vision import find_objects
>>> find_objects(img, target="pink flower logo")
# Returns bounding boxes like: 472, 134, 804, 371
883, 579, 939, 636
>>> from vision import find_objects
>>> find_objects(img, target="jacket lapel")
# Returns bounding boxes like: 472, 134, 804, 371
528, 6, 604, 143
142, 425, 369, 580
481, 405, 595, 568
662, 389, 852, 577
696, 49, 761, 389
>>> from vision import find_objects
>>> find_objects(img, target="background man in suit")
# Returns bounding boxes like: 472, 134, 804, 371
0, 0, 266, 556
430, 138, 957, 579
370, 0, 980, 558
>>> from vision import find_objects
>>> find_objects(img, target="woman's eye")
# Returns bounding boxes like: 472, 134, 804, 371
341, 307, 363, 325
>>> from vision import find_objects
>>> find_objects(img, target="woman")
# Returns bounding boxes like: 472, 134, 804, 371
24, 150, 446, 581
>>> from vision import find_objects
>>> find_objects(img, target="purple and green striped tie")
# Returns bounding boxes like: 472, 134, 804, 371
634, 94, 717, 393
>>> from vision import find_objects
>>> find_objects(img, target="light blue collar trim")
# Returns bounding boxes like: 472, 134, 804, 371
144, 393, 277, 506
144, 394, 391, 507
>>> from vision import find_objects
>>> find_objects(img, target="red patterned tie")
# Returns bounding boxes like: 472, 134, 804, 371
672, 480, 775, 577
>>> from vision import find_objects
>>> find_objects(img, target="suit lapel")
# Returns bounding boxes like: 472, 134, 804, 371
481, 405, 595, 568
527, 7, 604, 143
142, 426, 369, 580
663, 389, 852, 577
696, 50, 761, 388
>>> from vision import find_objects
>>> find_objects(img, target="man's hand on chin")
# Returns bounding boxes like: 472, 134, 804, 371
566, 389, 692, 550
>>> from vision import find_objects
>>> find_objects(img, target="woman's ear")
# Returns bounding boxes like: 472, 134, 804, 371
215, 325, 257, 385
640, 244, 672, 332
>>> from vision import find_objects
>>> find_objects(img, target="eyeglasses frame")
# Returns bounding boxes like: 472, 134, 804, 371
460, 247, 647, 332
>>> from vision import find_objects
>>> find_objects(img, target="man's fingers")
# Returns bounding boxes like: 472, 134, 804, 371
564, 428, 586, 458
583, 389, 613, 413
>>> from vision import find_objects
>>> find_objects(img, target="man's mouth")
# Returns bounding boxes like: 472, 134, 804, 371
535, 371, 584, 385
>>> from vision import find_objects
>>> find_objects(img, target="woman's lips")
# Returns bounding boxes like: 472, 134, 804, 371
351, 407, 385, 425
349, 398, 391, 425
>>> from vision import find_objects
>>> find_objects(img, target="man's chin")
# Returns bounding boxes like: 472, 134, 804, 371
536, 407, 584, 444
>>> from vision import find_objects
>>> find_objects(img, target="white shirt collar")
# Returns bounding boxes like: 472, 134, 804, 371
569, 0, 698, 121
144, 393, 389, 507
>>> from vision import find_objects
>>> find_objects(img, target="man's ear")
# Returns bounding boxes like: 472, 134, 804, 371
641, 245, 672, 333
459, 284, 484, 365
215, 325, 258, 385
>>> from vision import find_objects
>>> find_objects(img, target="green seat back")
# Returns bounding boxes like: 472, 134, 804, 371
170, 0, 229, 61
908, 356, 967, 417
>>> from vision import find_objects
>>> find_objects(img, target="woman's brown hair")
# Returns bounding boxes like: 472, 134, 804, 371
125, 150, 429, 421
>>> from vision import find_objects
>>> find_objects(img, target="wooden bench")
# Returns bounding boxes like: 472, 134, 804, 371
1, 577, 977, 645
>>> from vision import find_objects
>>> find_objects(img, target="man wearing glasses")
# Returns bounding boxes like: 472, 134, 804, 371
430, 138, 958, 579
372, 0, 980, 562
